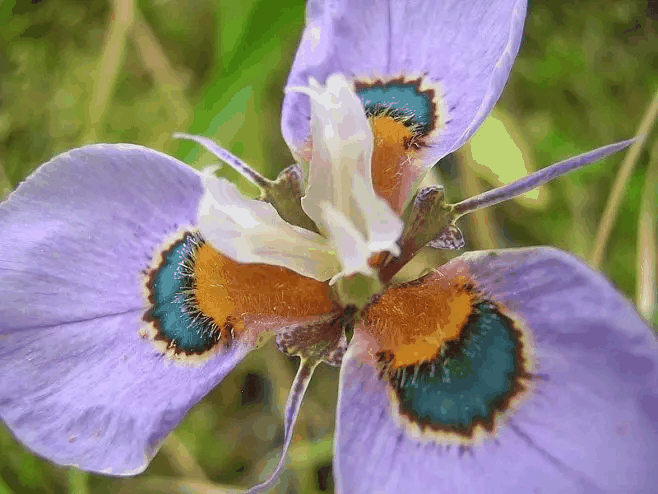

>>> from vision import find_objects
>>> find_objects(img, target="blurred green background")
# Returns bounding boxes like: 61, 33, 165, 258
0, 0, 656, 492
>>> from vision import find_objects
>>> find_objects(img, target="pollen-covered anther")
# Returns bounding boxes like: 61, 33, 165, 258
364, 273, 474, 368
367, 251, 389, 269
192, 241, 336, 342
369, 113, 420, 210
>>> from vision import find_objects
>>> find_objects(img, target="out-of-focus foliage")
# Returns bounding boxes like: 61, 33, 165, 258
0, 0, 656, 493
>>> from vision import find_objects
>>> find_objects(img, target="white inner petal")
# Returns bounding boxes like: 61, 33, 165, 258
198, 74, 405, 285
294, 75, 375, 231
297, 76, 403, 254
320, 201, 375, 284
350, 173, 403, 257
217, 204, 260, 229
199, 176, 342, 281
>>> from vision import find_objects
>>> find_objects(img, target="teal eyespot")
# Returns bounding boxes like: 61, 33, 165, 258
380, 301, 533, 438
355, 77, 438, 137
144, 231, 231, 355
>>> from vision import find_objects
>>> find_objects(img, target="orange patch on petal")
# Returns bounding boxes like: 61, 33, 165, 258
194, 243, 335, 334
363, 272, 474, 368
370, 115, 419, 213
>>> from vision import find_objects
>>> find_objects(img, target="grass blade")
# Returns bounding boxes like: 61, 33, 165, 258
636, 140, 658, 322
590, 88, 658, 268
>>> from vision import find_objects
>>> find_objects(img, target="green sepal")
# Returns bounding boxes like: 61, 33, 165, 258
261, 164, 319, 233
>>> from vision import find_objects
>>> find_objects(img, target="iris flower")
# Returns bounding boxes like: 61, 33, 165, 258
1, 0, 657, 493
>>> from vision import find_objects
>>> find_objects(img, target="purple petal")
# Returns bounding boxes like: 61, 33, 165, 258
282, 0, 526, 166
335, 247, 658, 493
453, 138, 636, 218
0, 145, 250, 474
0, 144, 203, 332
0, 313, 249, 475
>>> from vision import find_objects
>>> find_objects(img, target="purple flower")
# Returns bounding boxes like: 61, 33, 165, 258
1, 1, 656, 493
